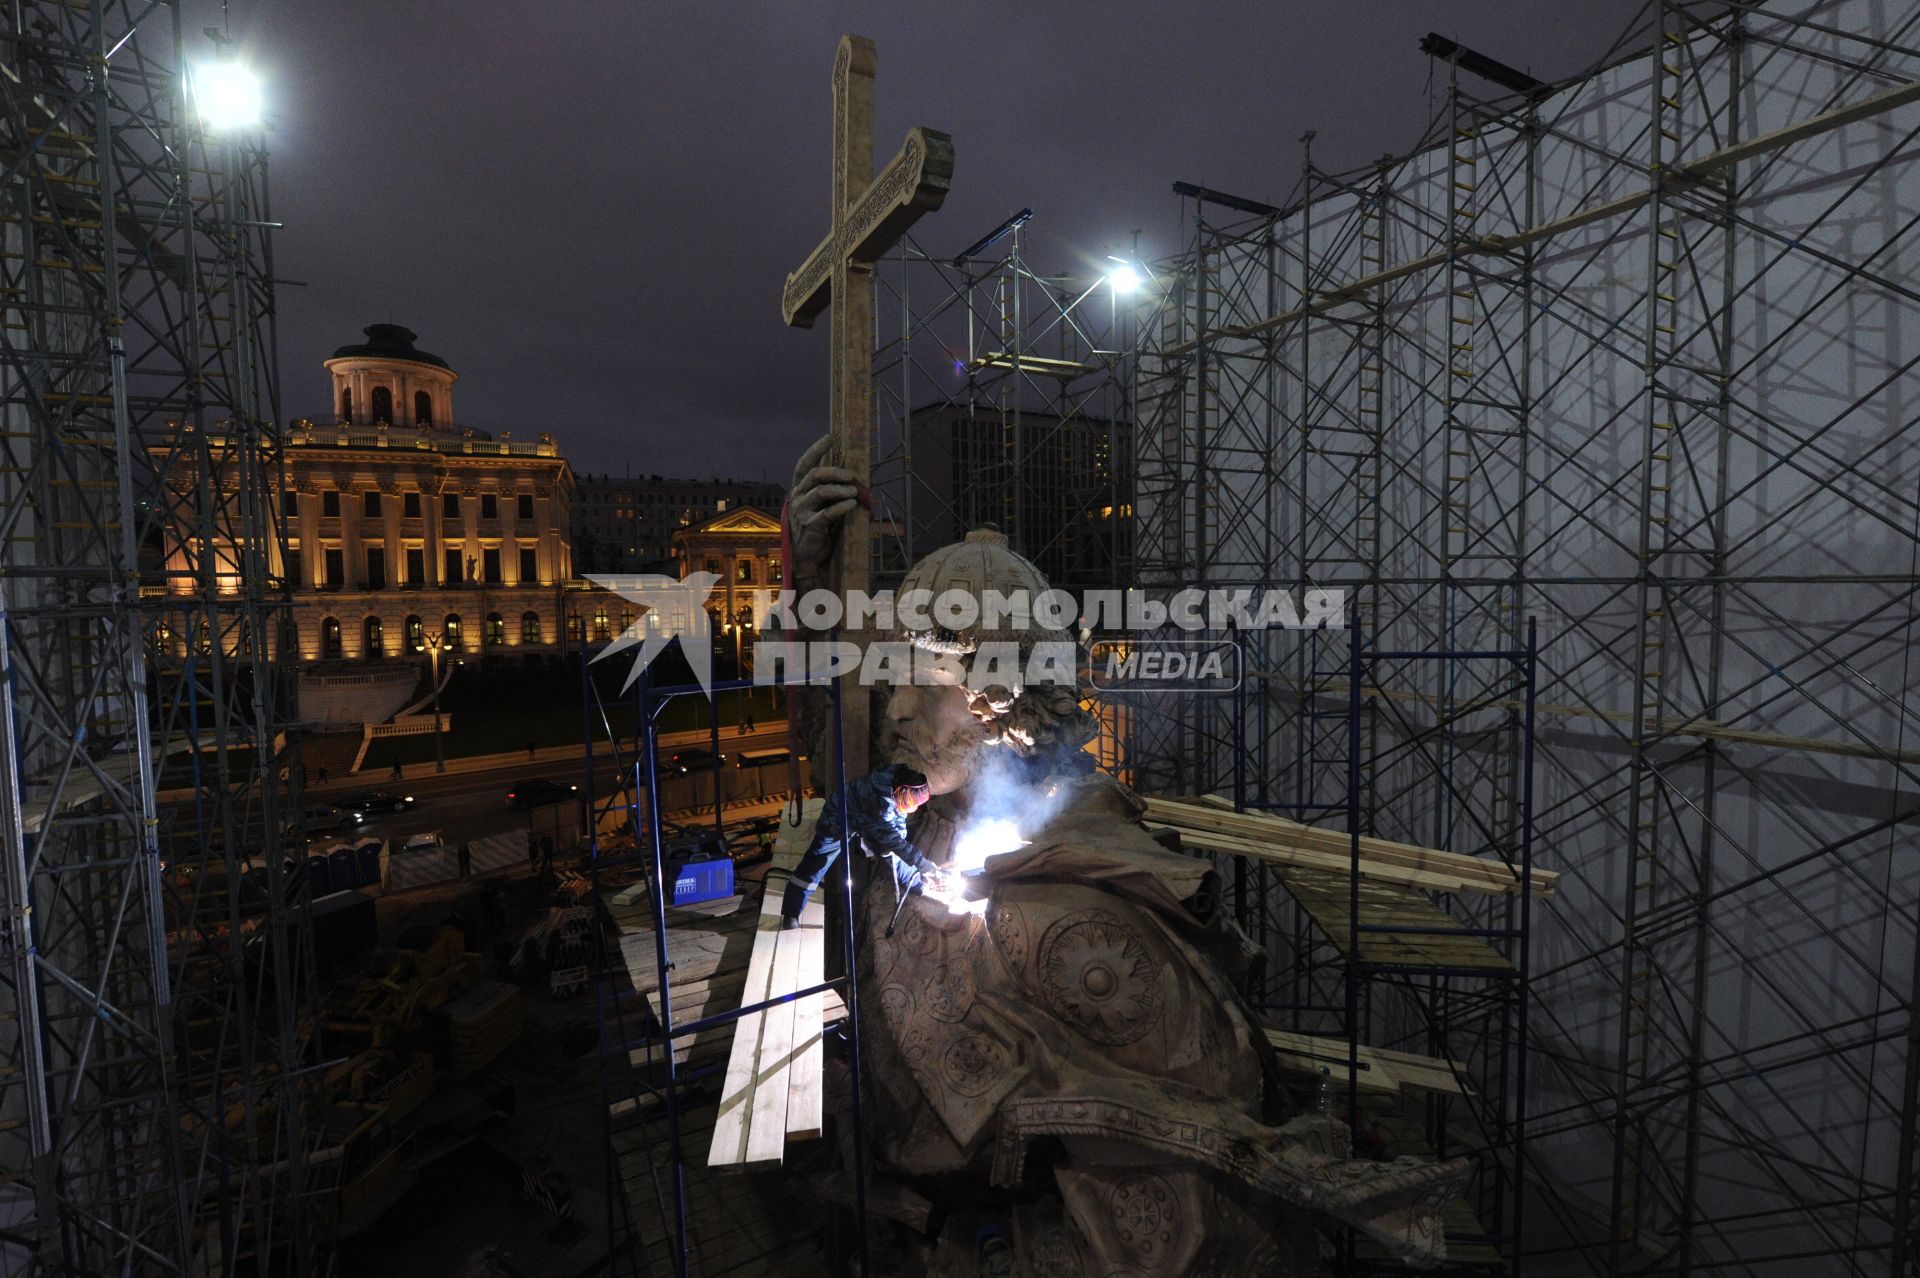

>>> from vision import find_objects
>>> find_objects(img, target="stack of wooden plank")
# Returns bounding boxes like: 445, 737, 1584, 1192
1263, 1029, 1472, 1097
706, 871, 826, 1167
1142, 795, 1557, 897
1145, 795, 1544, 971
598, 813, 838, 1275
433, 978, 522, 1073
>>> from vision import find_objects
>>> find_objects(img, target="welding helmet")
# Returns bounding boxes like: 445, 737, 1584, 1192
890, 765, 931, 815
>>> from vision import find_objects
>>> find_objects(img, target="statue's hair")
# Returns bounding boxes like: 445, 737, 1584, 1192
961, 665, 1098, 762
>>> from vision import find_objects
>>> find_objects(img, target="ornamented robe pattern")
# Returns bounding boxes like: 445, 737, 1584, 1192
852, 773, 1468, 1275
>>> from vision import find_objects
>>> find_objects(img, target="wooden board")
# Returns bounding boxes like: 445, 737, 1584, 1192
1279, 867, 1514, 972
707, 882, 785, 1167
1263, 1029, 1472, 1097
785, 891, 826, 1141
709, 867, 830, 1168
1144, 794, 1557, 897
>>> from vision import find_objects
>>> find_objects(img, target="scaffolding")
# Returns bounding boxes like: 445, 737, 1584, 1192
0, 4, 317, 1275
1132, 0, 1920, 1269
871, 220, 1134, 586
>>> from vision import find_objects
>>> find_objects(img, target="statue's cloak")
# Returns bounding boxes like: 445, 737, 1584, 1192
857, 772, 1467, 1273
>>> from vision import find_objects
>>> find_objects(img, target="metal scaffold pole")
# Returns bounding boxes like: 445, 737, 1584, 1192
0, 4, 317, 1273
1128, 0, 1920, 1267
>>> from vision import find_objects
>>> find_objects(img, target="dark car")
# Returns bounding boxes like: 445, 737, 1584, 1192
668, 747, 726, 775
335, 790, 415, 822
294, 804, 353, 836
506, 777, 578, 809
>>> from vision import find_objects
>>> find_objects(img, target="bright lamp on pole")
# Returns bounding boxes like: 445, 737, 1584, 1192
189, 61, 263, 131
1105, 258, 1144, 295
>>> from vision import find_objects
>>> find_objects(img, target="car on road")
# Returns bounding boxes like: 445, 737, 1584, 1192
668, 747, 726, 775
334, 790, 415, 823
298, 804, 353, 836
505, 777, 579, 809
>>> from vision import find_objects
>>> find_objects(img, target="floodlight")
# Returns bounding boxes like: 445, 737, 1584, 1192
1105, 260, 1144, 295
189, 61, 263, 130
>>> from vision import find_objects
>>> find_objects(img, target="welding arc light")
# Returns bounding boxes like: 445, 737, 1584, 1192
189, 61, 263, 130
1105, 259, 1144, 295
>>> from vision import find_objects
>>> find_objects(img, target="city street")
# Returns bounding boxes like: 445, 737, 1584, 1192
307, 724, 796, 849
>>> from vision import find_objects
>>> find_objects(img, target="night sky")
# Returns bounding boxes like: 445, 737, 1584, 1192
236, 1, 1645, 480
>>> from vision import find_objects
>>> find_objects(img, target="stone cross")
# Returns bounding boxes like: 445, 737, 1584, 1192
782, 34, 952, 774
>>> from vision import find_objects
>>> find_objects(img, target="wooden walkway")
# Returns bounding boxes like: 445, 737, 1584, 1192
1279, 867, 1515, 972
600, 815, 838, 1277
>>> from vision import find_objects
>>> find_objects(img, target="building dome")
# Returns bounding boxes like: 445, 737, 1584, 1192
323, 323, 458, 429
329, 323, 450, 370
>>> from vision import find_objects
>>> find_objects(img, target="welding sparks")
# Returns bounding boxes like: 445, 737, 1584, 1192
952, 817, 1025, 873
922, 818, 1027, 916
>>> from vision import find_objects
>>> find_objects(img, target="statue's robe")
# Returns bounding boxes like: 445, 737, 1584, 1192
855, 772, 1467, 1275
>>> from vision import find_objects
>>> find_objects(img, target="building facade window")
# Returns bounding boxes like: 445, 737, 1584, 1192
736, 558, 754, 584
405, 614, 424, 653
405, 547, 425, 585
321, 616, 342, 659
404, 491, 421, 518
482, 547, 501, 584
481, 493, 498, 519
519, 547, 538, 583
362, 615, 383, 658
443, 492, 461, 518
363, 491, 381, 517
414, 389, 433, 427
365, 546, 386, 591
323, 490, 341, 518
567, 613, 583, 642
620, 607, 635, 635
324, 547, 345, 588
284, 545, 302, 587
282, 490, 298, 516
444, 613, 463, 651
521, 611, 541, 644
370, 385, 393, 423
704, 558, 720, 578
484, 611, 505, 646
517, 493, 534, 520
443, 547, 461, 586
593, 606, 610, 642
769, 555, 782, 584
340, 387, 353, 421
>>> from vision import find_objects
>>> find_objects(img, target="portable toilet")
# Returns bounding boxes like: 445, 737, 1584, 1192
328, 847, 359, 891
357, 840, 383, 888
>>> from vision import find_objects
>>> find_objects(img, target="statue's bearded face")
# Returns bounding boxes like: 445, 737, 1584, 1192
885, 675, 989, 796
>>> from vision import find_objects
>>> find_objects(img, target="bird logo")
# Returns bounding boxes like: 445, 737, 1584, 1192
585, 572, 723, 696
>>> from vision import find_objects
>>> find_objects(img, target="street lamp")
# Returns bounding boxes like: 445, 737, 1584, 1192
188, 59, 264, 131
732, 609, 757, 734
423, 630, 447, 774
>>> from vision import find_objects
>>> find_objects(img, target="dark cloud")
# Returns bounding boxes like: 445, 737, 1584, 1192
233, 0, 1644, 477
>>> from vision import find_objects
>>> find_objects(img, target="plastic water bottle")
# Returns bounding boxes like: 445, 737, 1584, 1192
1316, 1066, 1334, 1115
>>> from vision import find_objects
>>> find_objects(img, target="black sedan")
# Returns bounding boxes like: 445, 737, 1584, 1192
335, 790, 416, 822
506, 777, 579, 809
668, 747, 726, 775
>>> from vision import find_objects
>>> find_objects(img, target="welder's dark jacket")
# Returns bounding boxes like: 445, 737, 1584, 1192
806, 769, 934, 873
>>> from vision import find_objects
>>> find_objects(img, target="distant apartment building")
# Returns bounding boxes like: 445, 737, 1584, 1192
572, 473, 785, 576
904, 402, 1131, 586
